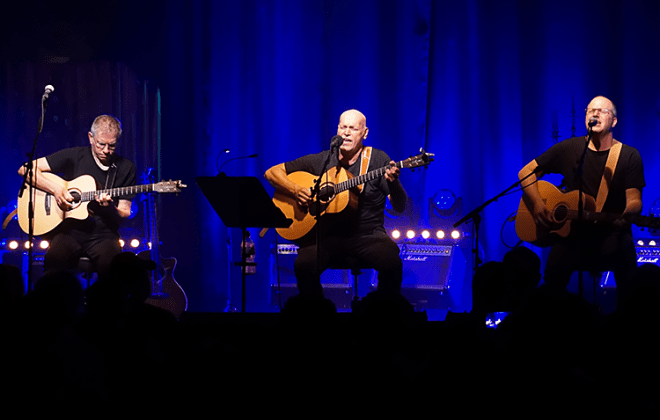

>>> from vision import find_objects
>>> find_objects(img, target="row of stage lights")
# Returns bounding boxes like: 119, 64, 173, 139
390, 228, 463, 241
384, 189, 466, 243
2, 238, 150, 251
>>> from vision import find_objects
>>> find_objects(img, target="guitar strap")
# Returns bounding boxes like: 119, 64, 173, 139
104, 163, 117, 191
595, 140, 622, 212
356, 146, 372, 193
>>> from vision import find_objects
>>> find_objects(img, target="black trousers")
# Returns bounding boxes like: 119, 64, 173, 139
294, 229, 403, 296
44, 230, 122, 282
544, 225, 638, 302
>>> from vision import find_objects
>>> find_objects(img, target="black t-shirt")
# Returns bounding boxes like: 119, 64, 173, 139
46, 146, 136, 234
535, 136, 645, 214
284, 147, 398, 236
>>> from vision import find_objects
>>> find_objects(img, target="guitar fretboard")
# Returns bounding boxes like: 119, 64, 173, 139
335, 161, 404, 194
80, 184, 154, 202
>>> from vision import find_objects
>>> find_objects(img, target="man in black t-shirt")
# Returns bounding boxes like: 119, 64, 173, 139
18, 115, 136, 280
264, 109, 407, 296
518, 96, 645, 301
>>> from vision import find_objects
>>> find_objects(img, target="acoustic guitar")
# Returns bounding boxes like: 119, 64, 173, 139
17, 172, 185, 236
515, 180, 660, 247
272, 149, 433, 241
139, 169, 188, 319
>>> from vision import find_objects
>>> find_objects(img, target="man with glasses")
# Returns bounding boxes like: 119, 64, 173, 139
517, 96, 645, 304
17, 115, 136, 280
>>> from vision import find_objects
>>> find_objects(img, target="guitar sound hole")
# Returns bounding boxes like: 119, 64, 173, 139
554, 205, 567, 222
317, 186, 335, 202
70, 191, 81, 203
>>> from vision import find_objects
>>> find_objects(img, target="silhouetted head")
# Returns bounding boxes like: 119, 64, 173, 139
109, 252, 156, 304
503, 246, 542, 290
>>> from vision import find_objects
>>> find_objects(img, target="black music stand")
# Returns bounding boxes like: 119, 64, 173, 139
197, 174, 291, 312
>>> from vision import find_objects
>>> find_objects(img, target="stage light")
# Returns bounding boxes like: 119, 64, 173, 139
119, 239, 125, 247
451, 230, 461, 239
24, 241, 32, 249
637, 240, 645, 246
148, 241, 153, 249
391, 229, 401, 239
130, 239, 141, 248
421, 230, 430, 239
39, 240, 49, 250
8, 240, 19, 250
406, 230, 415, 239
430, 189, 460, 219
436, 230, 445, 239
650, 240, 657, 246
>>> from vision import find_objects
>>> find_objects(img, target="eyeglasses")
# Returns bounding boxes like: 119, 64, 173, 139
92, 136, 117, 151
585, 108, 612, 116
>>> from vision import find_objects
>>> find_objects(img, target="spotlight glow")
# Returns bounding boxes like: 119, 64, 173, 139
130, 239, 140, 248
24, 241, 31, 249
436, 230, 445, 239
650, 240, 657, 247
119, 239, 125, 247
391, 230, 401, 239
421, 230, 430, 239
451, 230, 461, 239
39, 240, 49, 250
8, 240, 19, 250
406, 230, 416, 239
637, 240, 645, 246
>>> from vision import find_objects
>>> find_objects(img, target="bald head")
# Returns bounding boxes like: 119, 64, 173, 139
585, 96, 617, 134
339, 109, 367, 127
337, 109, 369, 155
587, 96, 617, 118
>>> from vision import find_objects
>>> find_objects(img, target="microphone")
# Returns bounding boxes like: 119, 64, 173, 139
214, 149, 231, 172
218, 153, 258, 173
43, 85, 55, 101
588, 118, 598, 128
330, 135, 344, 149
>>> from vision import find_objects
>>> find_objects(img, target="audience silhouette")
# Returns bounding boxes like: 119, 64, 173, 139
1, 247, 659, 416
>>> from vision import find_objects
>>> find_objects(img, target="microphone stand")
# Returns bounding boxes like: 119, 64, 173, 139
19, 91, 50, 291
576, 128, 594, 299
454, 167, 541, 276
310, 143, 339, 293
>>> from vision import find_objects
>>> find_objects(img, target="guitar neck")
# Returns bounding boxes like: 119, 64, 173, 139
567, 209, 657, 228
81, 184, 154, 202
335, 161, 404, 194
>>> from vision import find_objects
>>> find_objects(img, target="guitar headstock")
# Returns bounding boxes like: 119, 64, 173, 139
154, 180, 187, 194
401, 148, 435, 170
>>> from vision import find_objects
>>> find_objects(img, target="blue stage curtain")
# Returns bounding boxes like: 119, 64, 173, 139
2, 0, 660, 312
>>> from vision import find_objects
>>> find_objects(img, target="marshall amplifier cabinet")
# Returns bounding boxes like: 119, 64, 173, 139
370, 243, 467, 310
636, 242, 660, 267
